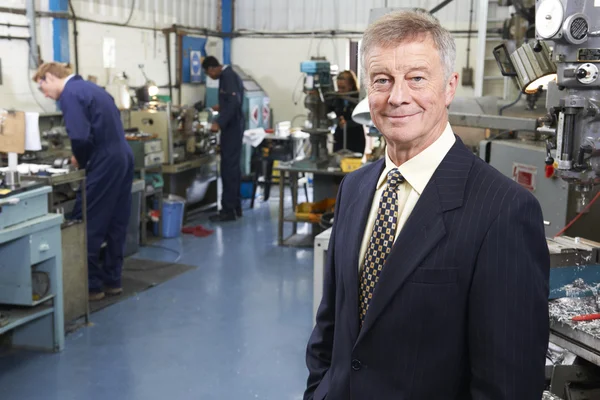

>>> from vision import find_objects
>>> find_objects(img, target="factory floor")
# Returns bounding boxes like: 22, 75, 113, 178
0, 198, 315, 400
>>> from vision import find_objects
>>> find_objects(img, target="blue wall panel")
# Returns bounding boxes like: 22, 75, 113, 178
49, 0, 69, 63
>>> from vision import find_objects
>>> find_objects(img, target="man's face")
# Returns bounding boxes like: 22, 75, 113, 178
37, 73, 62, 100
366, 35, 458, 149
205, 66, 220, 80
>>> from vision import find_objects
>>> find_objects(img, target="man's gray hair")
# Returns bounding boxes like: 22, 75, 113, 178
360, 10, 456, 81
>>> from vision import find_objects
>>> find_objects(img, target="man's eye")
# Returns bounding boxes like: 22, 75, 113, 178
411, 77, 424, 82
375, 78, 389, 85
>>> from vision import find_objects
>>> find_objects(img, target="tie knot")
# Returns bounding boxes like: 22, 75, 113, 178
386, 169, 404, 190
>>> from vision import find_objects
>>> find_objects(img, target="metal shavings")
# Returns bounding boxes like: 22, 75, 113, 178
562, 278, 600, 297
543, 391, 563, 400
549, 280, 600, 338
546, 342, 568, 365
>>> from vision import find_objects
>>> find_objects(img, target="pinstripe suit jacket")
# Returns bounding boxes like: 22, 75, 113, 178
305, 136, 550, 400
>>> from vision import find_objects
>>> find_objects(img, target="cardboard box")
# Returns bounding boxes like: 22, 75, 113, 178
0, 110, 25, 154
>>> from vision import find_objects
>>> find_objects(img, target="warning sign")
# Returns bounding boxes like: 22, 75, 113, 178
262, 105, 270, 127
251, 105, 259, 125
190, 50, 202, 83
512, 163, 537, 192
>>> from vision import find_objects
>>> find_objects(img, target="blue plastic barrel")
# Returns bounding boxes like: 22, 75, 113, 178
161, 197, 185, 238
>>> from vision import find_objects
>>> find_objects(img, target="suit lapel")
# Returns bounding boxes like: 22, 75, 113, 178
355, 137, 473, 342
340, 159, 385, 341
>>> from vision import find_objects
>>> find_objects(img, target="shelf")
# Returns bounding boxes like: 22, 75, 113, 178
31, 294, 55, 307
145, 191, 163, 198
281, 233, 314, 247
284, 213, 319, 224
0, 305, 53, 335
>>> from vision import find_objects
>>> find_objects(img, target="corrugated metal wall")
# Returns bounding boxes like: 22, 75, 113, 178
235, 0, 480, 32
69, 0, 219, 29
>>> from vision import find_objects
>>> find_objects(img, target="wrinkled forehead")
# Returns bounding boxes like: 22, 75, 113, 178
363, 35, 440, 73
364, 33, 434, 60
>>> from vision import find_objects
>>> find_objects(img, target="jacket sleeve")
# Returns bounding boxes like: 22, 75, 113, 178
304, 177, 345, 400
469, 190, 550, 399
216, 71, 243, 130
60, 90, 94, 168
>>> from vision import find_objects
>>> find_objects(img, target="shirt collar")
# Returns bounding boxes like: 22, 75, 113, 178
377, 122, 456, 194
64, 74, 75, 85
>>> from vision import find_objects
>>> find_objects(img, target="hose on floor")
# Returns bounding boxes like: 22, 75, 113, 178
126, 244, 182, 271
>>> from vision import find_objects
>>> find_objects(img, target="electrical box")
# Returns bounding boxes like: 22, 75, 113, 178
181, 36, 207, 84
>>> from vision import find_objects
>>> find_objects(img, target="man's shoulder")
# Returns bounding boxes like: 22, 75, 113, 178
336, 159, 384, 199
467, 149, 540, 209
343, 158, 384, 184
223, 67, 240, 78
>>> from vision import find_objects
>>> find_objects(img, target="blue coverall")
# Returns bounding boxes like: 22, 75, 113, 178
59, 75, 134, 293
217, 67, 245, 214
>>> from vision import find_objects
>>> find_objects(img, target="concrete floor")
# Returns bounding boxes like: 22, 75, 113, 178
0, 200, 315, 400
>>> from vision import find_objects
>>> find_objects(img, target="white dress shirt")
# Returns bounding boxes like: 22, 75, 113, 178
358, 122, 456, 271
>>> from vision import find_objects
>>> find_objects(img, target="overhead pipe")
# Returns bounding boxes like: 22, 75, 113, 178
0, 6, 68, 19
0, 22, 29, 28
0, 35, 30, 41
26, 0, 39, 68
68, 0, 79, 74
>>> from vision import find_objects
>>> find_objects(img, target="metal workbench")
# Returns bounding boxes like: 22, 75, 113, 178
275, 163, 346, 247
550, 320, 600, 367
0, 187, 65, 352
21, 171, 89, 325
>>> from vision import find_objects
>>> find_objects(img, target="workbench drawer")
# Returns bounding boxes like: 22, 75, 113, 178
144, 140, 162, 154
144, 151, 164, 167
0, 188, 49, 229
30, 225, 60, 265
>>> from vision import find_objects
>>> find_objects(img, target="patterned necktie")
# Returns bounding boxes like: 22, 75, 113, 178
359, 168, 405, 324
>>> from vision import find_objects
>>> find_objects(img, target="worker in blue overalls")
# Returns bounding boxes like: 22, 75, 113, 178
202, 56, 245, 222
34, 62, 134, 301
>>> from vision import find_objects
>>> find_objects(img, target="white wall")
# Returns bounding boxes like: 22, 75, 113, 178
235, 0, 474, 32
232, 37, 350, 125
0, 0, 219, 113
0, 0, 54, 112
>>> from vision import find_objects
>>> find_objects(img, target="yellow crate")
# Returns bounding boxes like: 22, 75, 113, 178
340, 157, 363, 173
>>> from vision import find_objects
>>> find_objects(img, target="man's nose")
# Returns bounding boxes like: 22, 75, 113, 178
388, 80, 411, 106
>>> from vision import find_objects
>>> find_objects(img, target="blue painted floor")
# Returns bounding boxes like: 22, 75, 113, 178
0, 200, 315, 400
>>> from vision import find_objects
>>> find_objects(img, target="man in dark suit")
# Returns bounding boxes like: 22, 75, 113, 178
203, 56, 245, 222
304, 10, 550, 400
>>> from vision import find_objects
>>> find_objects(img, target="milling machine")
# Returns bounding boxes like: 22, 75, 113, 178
293, 58, 335, 169
495, 0, 600, 195
294, 58, 365, 170
493, 0, 600, 388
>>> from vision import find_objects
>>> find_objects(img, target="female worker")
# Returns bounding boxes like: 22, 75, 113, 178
329, 70, 366, 155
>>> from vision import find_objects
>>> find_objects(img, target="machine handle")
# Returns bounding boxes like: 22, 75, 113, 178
38, 243, 50, 252
572, 313, 600, 322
